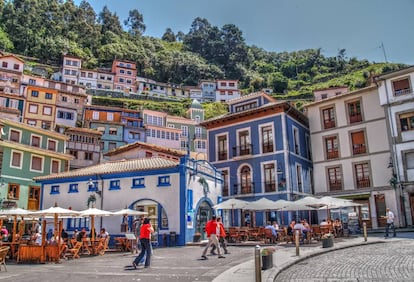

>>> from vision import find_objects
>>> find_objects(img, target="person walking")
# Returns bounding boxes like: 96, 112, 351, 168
384, 208, 396, 238
132, 218, 154, 268
201, 215, 225, 260
210, 217, 230, 255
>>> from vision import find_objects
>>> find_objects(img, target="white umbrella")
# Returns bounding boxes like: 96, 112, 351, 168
112, 208, 148, 217
0, 208, 33, 216
244, 198, 277, 211
79, 207, 114, 241
213, 198, 249, 226
278, 201, 318, 211
294, 196, 326, 208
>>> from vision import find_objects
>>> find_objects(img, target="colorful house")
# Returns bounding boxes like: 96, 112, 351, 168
201, 92, 313, 227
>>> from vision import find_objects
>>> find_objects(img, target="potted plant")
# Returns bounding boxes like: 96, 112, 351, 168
261, 247, 275, 270
322, 232, 334, 248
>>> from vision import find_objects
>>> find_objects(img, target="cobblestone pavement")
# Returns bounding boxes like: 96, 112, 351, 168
0, 245, 254, 282
275, 240, 414, 282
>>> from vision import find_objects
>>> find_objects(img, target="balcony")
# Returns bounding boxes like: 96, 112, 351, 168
262, 142, 274, 153
352, 144, 366, 155
327, 150, 339, 159
394, 88, 412, 96
233, 182, 254, 195
349, 114, 362, 123
329, 180, 342, 191
233, 144, 252, 157
357, 177, 371, 188
264, 181, 276, 193
218, 151, 227, 161
324, 120, 336, 129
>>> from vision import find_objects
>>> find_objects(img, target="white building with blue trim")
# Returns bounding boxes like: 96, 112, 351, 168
34, 156, 222, 246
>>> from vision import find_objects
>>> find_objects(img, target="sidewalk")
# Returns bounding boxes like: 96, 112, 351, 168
213, 235, 395, 282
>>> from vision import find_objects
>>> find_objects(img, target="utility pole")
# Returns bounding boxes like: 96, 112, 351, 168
381, 42, 388, 63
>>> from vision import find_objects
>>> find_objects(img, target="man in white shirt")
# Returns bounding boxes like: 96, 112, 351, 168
384, 208, 396, 238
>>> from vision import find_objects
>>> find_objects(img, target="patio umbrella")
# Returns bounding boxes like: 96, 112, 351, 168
0, 208, 34, 243
79, 207, 114, 241
244, 198, 277, 211
213, 198, 249, 226
111, 208, 148, 217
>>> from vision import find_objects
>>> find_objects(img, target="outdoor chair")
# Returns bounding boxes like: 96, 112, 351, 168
264, 228, 276, 244
0, 246, 10, 271
66, 241, 82, 259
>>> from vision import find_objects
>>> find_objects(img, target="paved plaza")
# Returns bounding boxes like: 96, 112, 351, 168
1, 233, 413, 282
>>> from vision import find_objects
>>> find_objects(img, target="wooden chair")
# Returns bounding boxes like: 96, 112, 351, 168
311, 225, 322, 241
264, 228, 276, 244
228, 227, 240, 243
0, 246, 10, 272
66, 241, 82, 259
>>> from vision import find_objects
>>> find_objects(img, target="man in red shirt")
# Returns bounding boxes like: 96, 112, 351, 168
201, 215, 225, 259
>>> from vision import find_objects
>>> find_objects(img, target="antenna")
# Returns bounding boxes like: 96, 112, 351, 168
380, 42, 388, 63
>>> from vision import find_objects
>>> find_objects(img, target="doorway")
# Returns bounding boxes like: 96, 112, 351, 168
196, 201, 212, 240
28, 186, 40, 210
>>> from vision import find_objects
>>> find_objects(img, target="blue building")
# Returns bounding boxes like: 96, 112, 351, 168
201, 92, 313, 226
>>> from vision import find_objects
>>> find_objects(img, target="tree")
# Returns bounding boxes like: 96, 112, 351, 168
269, 72, 288, 93
162, 28, 176, 42
99, 6, 122, 36
124, 8, 146, 37
0, 26, 13, 51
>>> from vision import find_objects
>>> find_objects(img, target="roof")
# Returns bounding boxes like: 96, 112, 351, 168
225, 91, 276, 105
64, 127, 103, 136
201, 100, 308, 128
376, 65, 414, 80
104, 141, 187, 157
0, 118, 69, 140
190, 99, 203, 109
34, 157, 178, 181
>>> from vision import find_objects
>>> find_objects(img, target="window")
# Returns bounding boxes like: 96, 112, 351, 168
2, 62, 7, 68
325, 136, 339, 159
45, 93, 53, 99
322, 107, 336, 129
62, 96, 67, 102
158, 176, 171, 187
293, 127, 300, 154
69, 150, 78, 158
29, 78, 36, 85
74, 98, 79, 104
261, 125, 274, 153
85, 152, 93, 161
392, 77, 411, 96
181, 125, 188, 137
328, 167, 342, 191
8, 183, 19, 199
31, 155, 43, 172
296, 165, 303, 193
264, 163, 276, 192
217, 135, 227, 161
238, 130, 251, 156
88, 181, 98, 192
109, 128, 117, 135
108, 142, 116, 151
351, 131, 366, 155
51, 160, 60, 173
180, 140, 188, 151
221, 170, 229, 196
347, 100, 362, 123
43, 106, 52, 115
132, 178, 145, 188
107, 112, 114, 121
235, 102, 258, 112
240, 166, 252, 194
400, 112, 414, 131
31, 135, 41, 147
69, 184, 79, 193
29, 104, 38, 113
11, 151, 22, 168
355, 162, 371, 188
10, 129, 20, 142
50, 185, 60, 194
109, 180, 121, 190
92, 111, 99, 120
31, 90, 39, 97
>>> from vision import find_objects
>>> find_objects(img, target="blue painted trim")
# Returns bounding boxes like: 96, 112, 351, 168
179, 157, 187, 246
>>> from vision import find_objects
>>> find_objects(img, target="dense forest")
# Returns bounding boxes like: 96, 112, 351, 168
0, 0, 407, 101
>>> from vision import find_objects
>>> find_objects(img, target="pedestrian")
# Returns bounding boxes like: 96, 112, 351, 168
384, 208, 396, 238
132, 217, 154, 269
201, 215, 225, 260
133, 217, 143, 253
211, 216, 230, 255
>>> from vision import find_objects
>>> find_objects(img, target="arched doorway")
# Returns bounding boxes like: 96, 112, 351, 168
196, 201, 212, 240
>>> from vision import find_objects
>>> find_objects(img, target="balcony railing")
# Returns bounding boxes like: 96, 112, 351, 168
324, 120, 336, 129
349, 114, 362, 123
327, 150, 339, 159
218, 151, 227, 161
394, 88, 412, 96
262, 142, 274, 153
357, 177, 371, 188
264, 181, 276, 193
233, 182, 254, 195
352, 144, 366, 155
329, 180, 342, 191
233, 144, 252, 157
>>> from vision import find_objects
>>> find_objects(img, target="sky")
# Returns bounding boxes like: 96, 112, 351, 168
76, 0, 414, 65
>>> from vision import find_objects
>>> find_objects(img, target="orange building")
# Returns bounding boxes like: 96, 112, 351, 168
24, 85, 58, 130
111, 59, 137, 93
